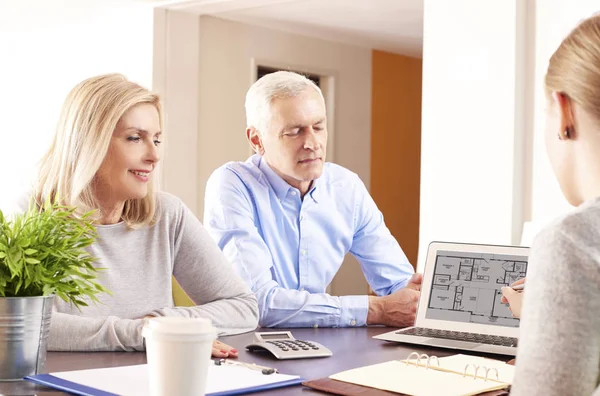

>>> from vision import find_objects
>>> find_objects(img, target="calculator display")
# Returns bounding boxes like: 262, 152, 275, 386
261, 333, 290, 340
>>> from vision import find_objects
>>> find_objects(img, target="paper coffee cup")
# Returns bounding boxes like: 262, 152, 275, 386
143, 317, 217, 396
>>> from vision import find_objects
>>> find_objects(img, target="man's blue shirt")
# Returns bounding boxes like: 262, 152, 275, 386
204, 154, 414, 327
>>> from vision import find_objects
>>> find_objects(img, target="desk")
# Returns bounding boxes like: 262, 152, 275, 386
0, 327, 493, 395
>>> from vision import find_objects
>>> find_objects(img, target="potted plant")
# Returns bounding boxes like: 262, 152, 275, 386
0, 201, 108, 381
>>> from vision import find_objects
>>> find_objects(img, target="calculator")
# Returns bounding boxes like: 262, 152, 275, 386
245, 331, 333, 360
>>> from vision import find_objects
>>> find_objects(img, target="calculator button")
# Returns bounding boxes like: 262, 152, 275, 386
301, 347, 309, 350
291, 347, 299, 351
311, 346, 319, 350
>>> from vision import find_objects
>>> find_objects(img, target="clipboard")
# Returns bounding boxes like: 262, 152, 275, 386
25, 361, 304, 396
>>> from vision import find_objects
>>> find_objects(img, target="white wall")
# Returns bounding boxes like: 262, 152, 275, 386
0, 0, 154, 212
418, 0, 528, 271
152, 9, 202, 212
154, 13, 373, 295
530, 0, 600, 227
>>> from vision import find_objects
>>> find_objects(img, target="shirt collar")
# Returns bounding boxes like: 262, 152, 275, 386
257, 156, 296, 202
308, 178, 319, 203
257, 155, 321, 203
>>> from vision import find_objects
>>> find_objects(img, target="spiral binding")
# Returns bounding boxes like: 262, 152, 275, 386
403, 352, 500, 382
404, 352, 440, 370
462, 364, 499, 381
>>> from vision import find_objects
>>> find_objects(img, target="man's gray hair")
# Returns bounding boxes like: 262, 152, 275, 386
245, 70, 324, 134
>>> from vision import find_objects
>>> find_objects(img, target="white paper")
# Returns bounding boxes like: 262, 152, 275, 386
331, 360, 508, 396
51, 362, 300, 396
420, 354, 515, 383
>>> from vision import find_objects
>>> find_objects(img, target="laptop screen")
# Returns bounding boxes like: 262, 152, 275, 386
424, 250, 527, 328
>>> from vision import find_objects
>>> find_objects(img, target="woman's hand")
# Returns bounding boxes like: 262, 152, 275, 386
212, 339, 239, 358
501, 278, 526, 318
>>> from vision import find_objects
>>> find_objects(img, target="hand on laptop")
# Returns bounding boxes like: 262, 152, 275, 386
501, 277, 526, 318
406, 273, 423, 291
367, 274, 422, 327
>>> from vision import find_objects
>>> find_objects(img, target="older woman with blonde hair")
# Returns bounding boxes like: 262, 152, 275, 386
500, 14, 600, 395
31, 74, 258, 356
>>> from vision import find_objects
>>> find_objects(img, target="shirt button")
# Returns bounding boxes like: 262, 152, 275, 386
290, 191, 297, 196
300, 249, 306, 256
300, 215, 304, 221
299, 287, 305, 292
350, 320, 357, 326
313, 324, 319, 329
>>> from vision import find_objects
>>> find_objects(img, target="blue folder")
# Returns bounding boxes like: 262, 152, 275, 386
25, 371, 305, 395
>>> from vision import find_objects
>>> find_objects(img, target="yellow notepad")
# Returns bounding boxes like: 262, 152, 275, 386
330, 353, 513, 396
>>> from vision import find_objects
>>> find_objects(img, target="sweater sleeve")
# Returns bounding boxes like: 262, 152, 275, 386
48, 312, 146, 352
510, 225, 600, 395
149, 201, 259, 336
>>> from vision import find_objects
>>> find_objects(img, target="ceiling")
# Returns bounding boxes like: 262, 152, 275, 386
161, 0, 424, 58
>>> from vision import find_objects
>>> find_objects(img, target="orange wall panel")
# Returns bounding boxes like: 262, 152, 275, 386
371, 50, 422, 268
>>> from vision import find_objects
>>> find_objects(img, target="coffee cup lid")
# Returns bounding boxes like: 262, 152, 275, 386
145, 317, 216, 335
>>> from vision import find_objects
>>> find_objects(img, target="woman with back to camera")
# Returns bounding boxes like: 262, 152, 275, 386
30, 73, 258, 356
500, 14, 600, 395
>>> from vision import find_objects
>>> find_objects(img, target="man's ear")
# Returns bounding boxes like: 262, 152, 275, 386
552, 92, 576, 140
246, 127, 265, 155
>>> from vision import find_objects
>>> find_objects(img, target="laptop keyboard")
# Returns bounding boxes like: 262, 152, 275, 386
396, 327, 518, 347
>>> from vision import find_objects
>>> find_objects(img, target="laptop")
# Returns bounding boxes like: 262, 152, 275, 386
374, 241, 529, 356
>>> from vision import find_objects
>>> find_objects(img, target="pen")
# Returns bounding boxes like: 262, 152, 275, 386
511, 284, 524, 291
214, 358, 278, 375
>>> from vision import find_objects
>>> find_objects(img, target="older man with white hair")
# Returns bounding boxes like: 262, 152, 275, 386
204, 71, 421, 328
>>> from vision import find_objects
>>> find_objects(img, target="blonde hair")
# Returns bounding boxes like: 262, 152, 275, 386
35, 73, 163, 228
545, 14, 600, 122
245, 71, 324, 134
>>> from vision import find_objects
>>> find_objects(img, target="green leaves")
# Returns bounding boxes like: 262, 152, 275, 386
0, 201, 109, 308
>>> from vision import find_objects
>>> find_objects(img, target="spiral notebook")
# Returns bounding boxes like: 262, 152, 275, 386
324, 353, 513, 396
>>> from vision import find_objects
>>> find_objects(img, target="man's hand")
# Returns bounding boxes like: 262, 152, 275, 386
367, 273, 422, 327
406, 273, 423, 291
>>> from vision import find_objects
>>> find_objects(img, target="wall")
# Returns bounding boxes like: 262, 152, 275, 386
418, 0, 528, 271
154, 14, 373, 296
530, 0, 600, 227
370, 50, 422, 267
0, 0, 154, 212
153, 9, 201, 209
420, 0, 600, 256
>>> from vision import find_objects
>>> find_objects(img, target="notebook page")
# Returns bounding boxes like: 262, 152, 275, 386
406, 354, 515, 384
330, 360, 508, 396
51, 363, 300, 395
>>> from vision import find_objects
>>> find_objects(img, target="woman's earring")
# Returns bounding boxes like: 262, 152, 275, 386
558, 126, 571, 140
